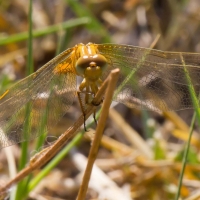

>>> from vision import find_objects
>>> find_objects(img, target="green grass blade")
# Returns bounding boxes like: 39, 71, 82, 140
180, 53, 200, 123
0, 17, 89, 46
15, 0, 33, 199
175, 112, 196, 200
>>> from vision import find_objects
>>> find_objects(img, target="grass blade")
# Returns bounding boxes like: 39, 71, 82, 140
15, 0, 33, 199
0, 17, 89, 46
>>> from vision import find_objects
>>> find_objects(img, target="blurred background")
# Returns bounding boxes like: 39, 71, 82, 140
1, 0, 200, 199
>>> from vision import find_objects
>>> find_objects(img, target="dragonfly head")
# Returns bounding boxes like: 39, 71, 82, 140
75, 54, 107, 80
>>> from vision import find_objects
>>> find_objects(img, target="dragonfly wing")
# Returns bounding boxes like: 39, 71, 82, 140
0, 48, 76, 148
96, 44, 200, 111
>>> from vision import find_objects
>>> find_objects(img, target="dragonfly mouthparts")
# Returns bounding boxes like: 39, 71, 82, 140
89, 62, 97, 68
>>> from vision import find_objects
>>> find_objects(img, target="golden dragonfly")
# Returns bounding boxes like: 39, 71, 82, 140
0, 42, 200, 149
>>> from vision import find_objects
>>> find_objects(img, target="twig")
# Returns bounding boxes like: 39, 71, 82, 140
0, 70, 110, 195
76, 69, 120, 200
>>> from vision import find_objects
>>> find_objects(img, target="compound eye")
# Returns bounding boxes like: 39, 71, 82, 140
75, 56, 90, 76
94, 54, 107, 72
75, 54, 107, 76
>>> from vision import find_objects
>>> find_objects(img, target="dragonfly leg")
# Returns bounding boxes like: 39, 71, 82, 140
78, 80, 93, 131
78, 79, 103, 130
77, 90, 88, 131
91, 78, 104, 106
92, 98, 103, 106
93, 108, 98, 126
83, 113, 88, 132
77, 91, 86, 114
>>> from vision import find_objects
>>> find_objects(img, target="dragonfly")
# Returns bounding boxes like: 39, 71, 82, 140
1, 42, 200, 149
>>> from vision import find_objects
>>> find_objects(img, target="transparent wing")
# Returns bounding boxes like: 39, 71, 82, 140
96, 44, 200, 111
0, 47, 76, 148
